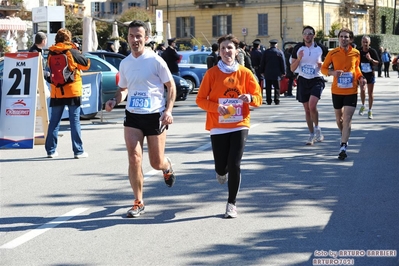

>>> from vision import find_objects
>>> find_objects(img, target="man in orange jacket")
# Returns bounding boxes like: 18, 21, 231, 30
321, 28, 366, 160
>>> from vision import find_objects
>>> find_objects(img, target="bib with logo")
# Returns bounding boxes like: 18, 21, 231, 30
337, 72, 354, 89
218, 98, 243, 123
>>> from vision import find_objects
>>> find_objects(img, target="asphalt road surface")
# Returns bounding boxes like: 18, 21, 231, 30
1, 74, 398, 266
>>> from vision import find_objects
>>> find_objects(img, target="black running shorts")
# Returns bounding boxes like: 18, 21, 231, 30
332, 93, 357, 109
123, 110, 167, 136
296, 76, 325, 103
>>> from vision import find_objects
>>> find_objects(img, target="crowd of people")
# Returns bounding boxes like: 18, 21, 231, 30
35, 21, 398, 219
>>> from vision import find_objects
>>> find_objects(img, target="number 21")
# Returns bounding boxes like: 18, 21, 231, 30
6, 68, 31, 95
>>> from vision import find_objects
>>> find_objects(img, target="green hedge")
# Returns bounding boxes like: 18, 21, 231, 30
353, 34, 399, 54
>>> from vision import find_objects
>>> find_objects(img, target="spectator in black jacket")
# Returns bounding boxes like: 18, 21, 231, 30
260, 39, 286, 105
29, 32, 47, 53
161, 38, 180, 76
207, 43, 219, 69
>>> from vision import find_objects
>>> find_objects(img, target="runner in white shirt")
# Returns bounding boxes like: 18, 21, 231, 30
104, 20, 177, 218
291, 25, 328, 145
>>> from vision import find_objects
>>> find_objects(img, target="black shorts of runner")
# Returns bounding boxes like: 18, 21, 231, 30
297, 76, 325, 103
362, 73, 375, 84
124, 110, 168, 136
332, 93, 358, 109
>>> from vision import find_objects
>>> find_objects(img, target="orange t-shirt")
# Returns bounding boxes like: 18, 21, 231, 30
196, 65, 262, 131
321, 46, 363, 95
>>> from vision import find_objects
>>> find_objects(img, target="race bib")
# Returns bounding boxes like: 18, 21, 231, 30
218, 98, 243, 123
301, 64, 316, 75
128, 91, 151, 111
361, 63, 372, 73
337, 72, 354, 89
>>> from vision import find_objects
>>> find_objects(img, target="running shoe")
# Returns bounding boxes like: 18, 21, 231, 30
163, 157, 176, 187
368, 110, 373, 119
47, 151, 59, 158
74, 152, 88, 159
358, 106, 365, 116
315, 128, 324, 142
338, 146, 347, 160
126, 200, 145, 218
216, 173, 228, 185
224, 203, 237, 218
306, 134, 315, 145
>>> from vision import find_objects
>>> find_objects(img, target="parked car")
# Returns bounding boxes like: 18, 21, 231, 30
88, 51, 190, 102
88, 51, 125, 70
178, 51, 209, 93
83, 53, 120, 106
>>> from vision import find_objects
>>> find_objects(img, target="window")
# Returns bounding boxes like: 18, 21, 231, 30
128, 2, 141, 8
212, 15, 232, 37
110, 2, 122, 15
258, 14, 268, 36
176, 17, 195, 38
92, 2, 104, 17
325, 13, 331, 34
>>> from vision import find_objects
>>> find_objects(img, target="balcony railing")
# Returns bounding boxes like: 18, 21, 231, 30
194, 0, 245, 7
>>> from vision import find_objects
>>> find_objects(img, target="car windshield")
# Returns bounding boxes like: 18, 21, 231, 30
85, 57, 111, 72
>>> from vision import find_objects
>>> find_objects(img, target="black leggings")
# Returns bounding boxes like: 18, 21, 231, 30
383, 62, 390, 77
210, 129, 249, 204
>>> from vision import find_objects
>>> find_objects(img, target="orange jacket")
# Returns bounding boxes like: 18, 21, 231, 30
196, 65, 262, 131
321, 46, 362, 95
48, 42, 90, 99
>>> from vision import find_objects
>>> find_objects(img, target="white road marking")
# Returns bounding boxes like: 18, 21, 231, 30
193, 142, 211, 152
0, 207, 89, 249
144, 169, 160, 179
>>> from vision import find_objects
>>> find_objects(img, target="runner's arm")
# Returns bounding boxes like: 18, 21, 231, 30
105, 87, 128, 112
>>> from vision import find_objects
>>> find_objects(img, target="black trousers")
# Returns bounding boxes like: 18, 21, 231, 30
265, 79, 280, 104
378, 63, 383, 77
210, 129, 248, 204
383, 62, 390, 77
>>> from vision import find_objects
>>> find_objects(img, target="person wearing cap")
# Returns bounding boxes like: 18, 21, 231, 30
250, 39, 264, 87
260, 39, 286, 105
291, 26, 328, 145
156, 43, 166, 56
161, 37, 180, 76
106, 41, 116, 52
118, 41, 130, 56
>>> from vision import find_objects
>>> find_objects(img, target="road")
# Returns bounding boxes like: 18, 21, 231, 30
1, 74, 398, 266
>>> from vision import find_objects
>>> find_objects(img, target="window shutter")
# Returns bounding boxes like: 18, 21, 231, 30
212, 16, 217, 37
190, 16, 195, 37
176, 17, 181, 38
227, 15, 232, 34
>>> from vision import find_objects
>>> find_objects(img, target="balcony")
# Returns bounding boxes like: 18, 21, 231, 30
194, 0, 245, 8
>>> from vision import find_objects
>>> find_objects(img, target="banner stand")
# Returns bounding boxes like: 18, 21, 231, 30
92, 109, 118, 125
34, 60, 49, 145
